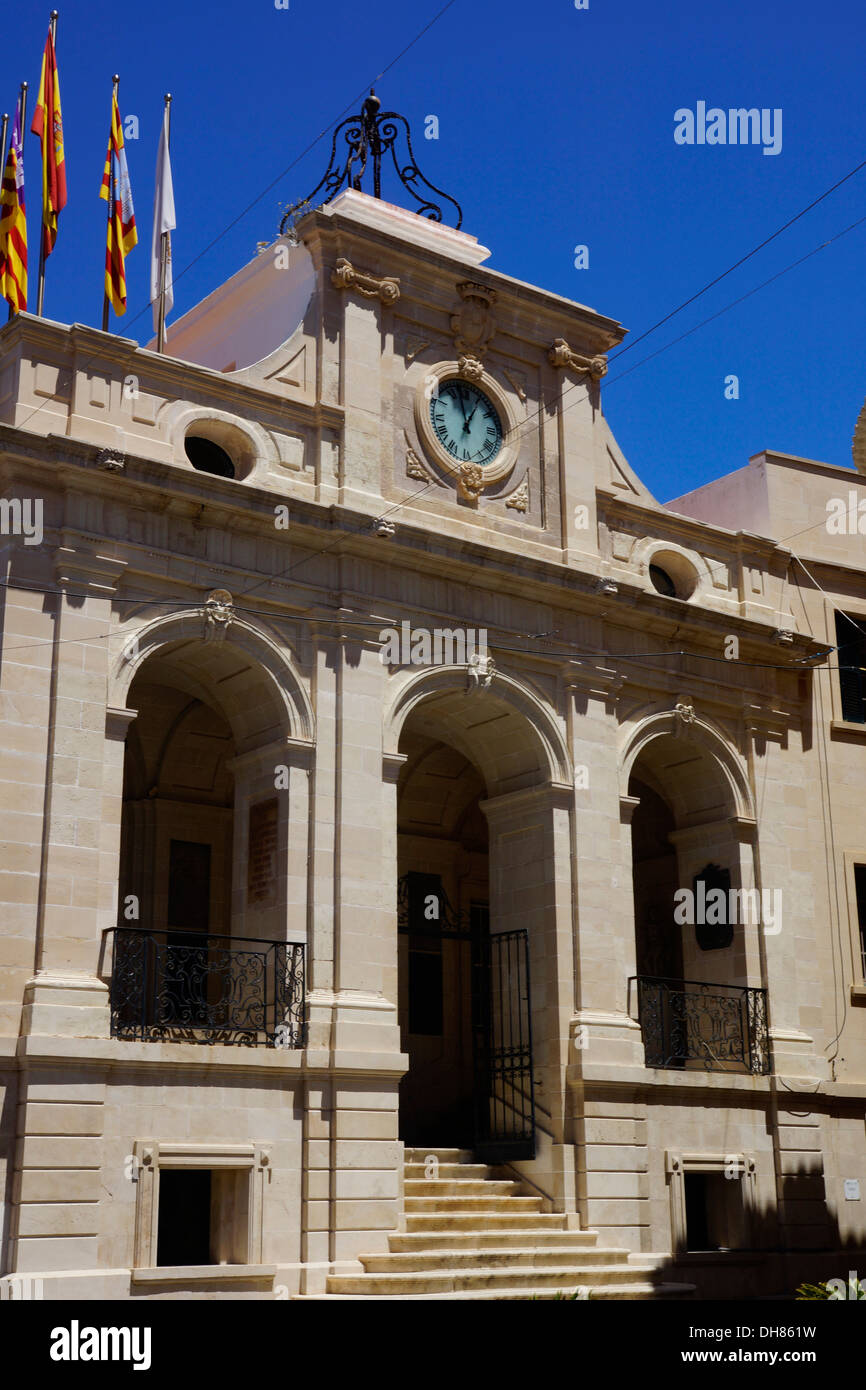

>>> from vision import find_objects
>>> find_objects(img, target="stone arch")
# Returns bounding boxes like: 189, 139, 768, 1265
383, 665, 572, 796
110, 607, 314, 753
620, 708, 755, 824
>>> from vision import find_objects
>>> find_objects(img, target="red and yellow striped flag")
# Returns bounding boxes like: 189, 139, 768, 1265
99, 92, 137, 315
0, 104, 27, 313
31, 26, 67, 258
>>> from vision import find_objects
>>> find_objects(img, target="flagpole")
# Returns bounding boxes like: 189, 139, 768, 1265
156, 93, 171, 354
101, 74, 119, 332
7, 83, 27, 324
35, 10, 58, 318
0, 114, 8, 182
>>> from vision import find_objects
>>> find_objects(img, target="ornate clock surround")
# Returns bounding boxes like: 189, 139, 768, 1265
413, 360, 520, 500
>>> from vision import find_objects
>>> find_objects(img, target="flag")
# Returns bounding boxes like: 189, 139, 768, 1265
100, 92, 137, 315
31, 26, 67, 258
150, 105, 175, 334
0, 102, 27, 313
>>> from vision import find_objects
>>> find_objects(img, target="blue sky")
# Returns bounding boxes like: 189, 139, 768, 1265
3, 0, 865, 501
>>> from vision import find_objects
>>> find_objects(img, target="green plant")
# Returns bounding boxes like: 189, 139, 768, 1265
796, 1277, 866, 1300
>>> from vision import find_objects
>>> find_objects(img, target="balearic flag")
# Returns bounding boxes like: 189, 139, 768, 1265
31, 26, 66, 257
0, 103, 27, 313
100, 92, 137, 315
150, 104, 175, 335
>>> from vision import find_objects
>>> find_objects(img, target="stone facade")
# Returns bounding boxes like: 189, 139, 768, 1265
0, 188, 864, 1299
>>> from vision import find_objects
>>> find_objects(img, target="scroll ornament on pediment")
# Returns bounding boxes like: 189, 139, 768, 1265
331, 257, 400, 305
548, 338, 607, 380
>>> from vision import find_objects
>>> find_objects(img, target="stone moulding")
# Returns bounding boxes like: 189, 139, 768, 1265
504, 475, 530, 513
405, 436, 433, 482
331, 257, 400, 304
456, 354, 484, 381
548, 338, 607, 380
457, 462, 487, 503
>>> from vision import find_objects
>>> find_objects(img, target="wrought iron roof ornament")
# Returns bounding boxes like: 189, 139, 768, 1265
279, 89, 463, 234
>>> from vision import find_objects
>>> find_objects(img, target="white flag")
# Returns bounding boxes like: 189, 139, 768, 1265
151, 105, 176, 334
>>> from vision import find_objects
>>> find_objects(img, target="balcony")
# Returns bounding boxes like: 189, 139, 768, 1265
107, 928, 305, 1048
634, 976, 770, 1076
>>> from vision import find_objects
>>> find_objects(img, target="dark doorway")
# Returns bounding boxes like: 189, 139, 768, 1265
398, 872, 477, 1146
630, 777, 683, 982
156, 1169, 212, 1266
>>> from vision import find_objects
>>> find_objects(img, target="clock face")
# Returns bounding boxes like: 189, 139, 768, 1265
429, 379, 503, 466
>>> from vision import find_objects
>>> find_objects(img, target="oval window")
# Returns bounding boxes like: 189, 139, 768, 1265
184, 436, 236, 478
649, 563, 677, 597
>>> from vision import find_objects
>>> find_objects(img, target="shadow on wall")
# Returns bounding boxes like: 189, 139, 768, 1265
645, 1157, 866, 1300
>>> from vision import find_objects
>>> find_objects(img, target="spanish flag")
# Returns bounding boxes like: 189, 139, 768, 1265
0, 103, 27, 313
100, 91, 137, 315
31, 25, 67, 258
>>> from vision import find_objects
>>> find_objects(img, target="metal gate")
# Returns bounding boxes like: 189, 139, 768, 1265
399, 873, 535, 1162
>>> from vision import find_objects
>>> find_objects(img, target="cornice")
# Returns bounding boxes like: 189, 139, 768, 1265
0, 429, 830, 666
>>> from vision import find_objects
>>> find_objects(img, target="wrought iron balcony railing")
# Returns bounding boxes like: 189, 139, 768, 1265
106, 928, 305, 1048
634, 976, 770, 1075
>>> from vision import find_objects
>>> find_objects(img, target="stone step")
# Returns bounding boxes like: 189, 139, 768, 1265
326, 1264, 664, 1296
405, 1195, 543, 1214
404, 1162, 495, 1181
389, 1228, 599, 1252
297, 1282, 696, 1301
403, 1148, 474, 1164
405, 1212, 568, 1231
359, 1246, 633, 1273
404, 1179, 524, 1198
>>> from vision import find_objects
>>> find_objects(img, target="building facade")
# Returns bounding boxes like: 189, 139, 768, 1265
1, 186, 865, 1299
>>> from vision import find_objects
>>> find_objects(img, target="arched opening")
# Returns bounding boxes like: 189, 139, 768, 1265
120, 671, 235, 939
396, 731, 489, 1147
630, 775, 682, 982
112, 634, 303, 1046
627, 729, 767, 1074
391, 676, 571, 1161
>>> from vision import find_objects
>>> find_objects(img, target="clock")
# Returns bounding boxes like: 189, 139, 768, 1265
429, 379, 503, 466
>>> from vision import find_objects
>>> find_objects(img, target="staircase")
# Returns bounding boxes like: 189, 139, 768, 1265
304, 1147, 694, 1300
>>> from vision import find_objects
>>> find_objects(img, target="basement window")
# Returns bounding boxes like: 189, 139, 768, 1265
184, 435, 236, 478
132, 1141, 269, 1271
156, 1167, 250, 1266
683, 1171, 746, 1252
